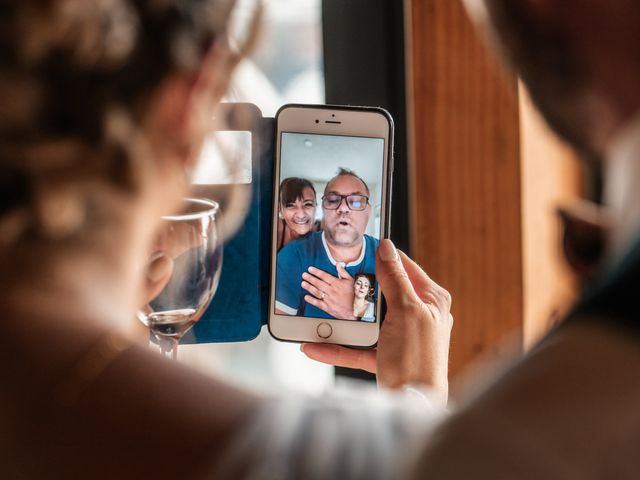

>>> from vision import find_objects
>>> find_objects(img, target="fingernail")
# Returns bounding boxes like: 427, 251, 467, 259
300, 344, 306, 353
379, 239, 398, 262
146, 252, 171, 282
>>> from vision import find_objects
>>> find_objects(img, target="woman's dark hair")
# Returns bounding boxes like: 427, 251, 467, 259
355, 272, 375, 301
280, 177, 316, 207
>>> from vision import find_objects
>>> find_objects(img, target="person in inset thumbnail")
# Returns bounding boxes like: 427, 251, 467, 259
353, 273, 375, 322
275, 168, 378, 319
277, 177, 320, 251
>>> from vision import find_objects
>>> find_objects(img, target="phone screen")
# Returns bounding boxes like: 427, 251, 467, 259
274, 132, 386, 323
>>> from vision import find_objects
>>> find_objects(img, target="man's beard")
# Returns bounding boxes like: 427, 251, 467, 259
324, 223, 361, 247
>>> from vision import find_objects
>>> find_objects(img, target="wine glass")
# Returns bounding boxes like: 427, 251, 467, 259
138, 198, 223, 359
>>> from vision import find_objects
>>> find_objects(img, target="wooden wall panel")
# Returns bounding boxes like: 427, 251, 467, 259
405, 1, 582, 378
406, 0, 523, 377
519, 88, 581, 347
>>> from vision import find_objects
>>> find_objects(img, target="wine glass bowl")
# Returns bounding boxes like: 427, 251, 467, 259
139, 198, 222, 359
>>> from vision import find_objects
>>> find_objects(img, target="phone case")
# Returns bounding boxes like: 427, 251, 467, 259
181, 103, 393, 344
267, 104, 394, 348
181, 103, 273, 344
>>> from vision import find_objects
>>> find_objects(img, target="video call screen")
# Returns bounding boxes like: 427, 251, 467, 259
274, 132, 385, 322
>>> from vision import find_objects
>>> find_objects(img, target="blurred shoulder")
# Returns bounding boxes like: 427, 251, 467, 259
413, 318, 640, 478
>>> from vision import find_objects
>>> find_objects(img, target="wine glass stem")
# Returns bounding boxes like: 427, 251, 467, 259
158, 337, 179, 360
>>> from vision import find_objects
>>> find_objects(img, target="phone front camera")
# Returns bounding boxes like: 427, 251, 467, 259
315, 119, 319, 124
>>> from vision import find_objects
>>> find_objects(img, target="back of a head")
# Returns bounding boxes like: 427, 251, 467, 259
476, 0, 640, 157
0, 0, 236, 242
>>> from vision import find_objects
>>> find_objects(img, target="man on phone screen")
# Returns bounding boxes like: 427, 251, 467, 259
275, 168, 378, 320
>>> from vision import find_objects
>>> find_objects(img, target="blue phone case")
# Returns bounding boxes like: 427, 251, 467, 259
181, 103, 273, 344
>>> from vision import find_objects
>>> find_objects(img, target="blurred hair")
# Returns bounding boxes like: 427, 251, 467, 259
486, 0, 584, 142
481, 0, 580, 90
326, 167, 370, 196
479, 0, 599, 159
280, 177, 316, 207
0, 0, 259, 241
0, 0, 237, 144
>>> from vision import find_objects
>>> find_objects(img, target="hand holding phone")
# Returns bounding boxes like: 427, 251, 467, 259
302, 244, 453, 404
268, 104, 393, 348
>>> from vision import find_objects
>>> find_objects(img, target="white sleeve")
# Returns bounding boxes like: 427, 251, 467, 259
210, 383, 445, 480
362, 301, 375, 321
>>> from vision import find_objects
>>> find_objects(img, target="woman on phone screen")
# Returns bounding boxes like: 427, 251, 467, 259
353, 273, 375, 321
277, 177, 321, 250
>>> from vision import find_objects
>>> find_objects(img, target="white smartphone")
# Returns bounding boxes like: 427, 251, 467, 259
268, 104, 393, 348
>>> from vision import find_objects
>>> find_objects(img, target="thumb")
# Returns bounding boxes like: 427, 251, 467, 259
376, 239, 417, 307
336, 262, 352, 280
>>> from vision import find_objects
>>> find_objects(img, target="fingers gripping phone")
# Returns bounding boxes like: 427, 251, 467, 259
268, 104, 393, 348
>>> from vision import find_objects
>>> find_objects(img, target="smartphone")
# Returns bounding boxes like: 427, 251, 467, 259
268, 104, 393, 348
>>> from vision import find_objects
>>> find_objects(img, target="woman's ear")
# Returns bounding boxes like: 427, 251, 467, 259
557, 202, 610, 282
144, 39, 233, 174
182, 41, 235, 166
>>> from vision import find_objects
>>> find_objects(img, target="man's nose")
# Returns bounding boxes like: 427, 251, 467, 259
337, 198, 350, 213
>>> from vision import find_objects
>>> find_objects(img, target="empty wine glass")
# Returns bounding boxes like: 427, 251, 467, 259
138, 198, 222, 359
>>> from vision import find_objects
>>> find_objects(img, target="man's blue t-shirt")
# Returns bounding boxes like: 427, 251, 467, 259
275, 231, 379, 319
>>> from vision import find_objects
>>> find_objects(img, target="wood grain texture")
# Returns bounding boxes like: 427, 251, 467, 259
406, 0, 523, 377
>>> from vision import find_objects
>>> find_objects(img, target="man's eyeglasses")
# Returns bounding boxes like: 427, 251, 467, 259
321, 194, 369, 211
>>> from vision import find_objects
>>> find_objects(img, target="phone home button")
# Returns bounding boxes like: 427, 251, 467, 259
316, 322, 333, 339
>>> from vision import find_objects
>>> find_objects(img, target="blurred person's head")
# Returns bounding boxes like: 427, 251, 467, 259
322, 168, 372, 248
354, 273, 373, 301
279, 177, 316, 237
0, 0, 253, 248
464, 0, 640, 158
